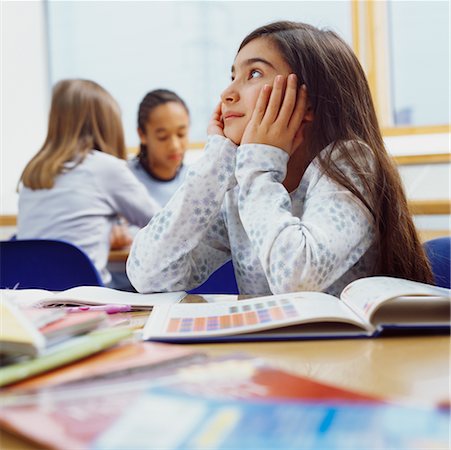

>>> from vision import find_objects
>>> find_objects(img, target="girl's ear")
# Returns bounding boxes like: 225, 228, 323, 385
137, 127, 147, 144
303, 104, 314, 123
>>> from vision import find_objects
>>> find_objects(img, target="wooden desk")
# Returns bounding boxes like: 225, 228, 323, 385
418, 229, 451, 242
108, 247, 130, 263
1, 335, 449, 449
194, 336, 450, 404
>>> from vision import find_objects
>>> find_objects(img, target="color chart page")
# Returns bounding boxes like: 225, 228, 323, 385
143, 292, 365, 340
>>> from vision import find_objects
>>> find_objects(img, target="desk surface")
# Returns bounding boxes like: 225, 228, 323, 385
1, 335, 449, 449
196, 335, 450, 403
108, 247, 130, 263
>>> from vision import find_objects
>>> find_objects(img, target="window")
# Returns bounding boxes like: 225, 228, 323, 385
46, 1, 449, 142
46, 1, 351, 143
387, 1, 449, 127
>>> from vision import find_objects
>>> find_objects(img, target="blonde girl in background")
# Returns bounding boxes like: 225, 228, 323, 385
18, 79, 160, 288
127, 21, 432, 295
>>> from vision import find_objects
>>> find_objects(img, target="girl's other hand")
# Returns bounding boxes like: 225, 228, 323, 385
207, 101, 225, 137
110, 224, 132, 250
241, 74, 308, 155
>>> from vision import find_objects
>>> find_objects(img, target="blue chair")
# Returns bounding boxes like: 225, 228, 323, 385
424, 237, 451, 289
188, 260, 239, 294
0, 239, 103, 290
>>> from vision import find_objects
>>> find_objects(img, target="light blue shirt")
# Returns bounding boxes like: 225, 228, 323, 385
127, 157, 187, 207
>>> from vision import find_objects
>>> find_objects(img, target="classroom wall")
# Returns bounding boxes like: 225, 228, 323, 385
1, 1, 50, 214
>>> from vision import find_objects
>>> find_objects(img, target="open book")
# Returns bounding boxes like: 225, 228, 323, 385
0, 286, 186, 310
143, 276, 451, 342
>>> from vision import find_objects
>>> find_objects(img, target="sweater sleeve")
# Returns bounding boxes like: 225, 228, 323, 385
127, 135, 237, 293
101, 157, 161, 227
235, 143, 375, 294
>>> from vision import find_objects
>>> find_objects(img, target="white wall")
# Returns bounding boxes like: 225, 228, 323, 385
1, 1, 50, 214
384, 133, 450, 156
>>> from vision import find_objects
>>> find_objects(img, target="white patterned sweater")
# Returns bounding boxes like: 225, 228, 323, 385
127, 135, 376, 297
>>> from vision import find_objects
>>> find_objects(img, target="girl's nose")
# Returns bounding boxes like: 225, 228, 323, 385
169, 136, 181, 151
220, 84, 239, 103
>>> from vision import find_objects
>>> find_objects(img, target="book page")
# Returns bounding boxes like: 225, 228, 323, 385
1, 287, 186, 309
340, 277, 451, 323
0, 289, 54, 308
43, 287, 186, 308
143, 291, 371, 341
370, 296, 451, 327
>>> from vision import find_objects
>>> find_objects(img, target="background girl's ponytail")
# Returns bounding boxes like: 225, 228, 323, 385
20, 79, 125, 189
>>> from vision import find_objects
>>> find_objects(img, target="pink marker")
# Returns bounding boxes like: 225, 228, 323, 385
66, 304, 132, 314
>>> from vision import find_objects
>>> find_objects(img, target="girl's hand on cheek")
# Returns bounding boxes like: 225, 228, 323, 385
241, 74, 307, 155
207, 101, 225, 137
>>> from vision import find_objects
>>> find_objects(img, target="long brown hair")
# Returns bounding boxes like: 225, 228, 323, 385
239, 21, 433, 283
20, 79, 126, 189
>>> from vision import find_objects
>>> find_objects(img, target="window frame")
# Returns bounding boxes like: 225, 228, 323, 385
351, 1, 450, 136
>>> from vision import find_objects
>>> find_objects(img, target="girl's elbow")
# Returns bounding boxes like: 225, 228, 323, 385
126, 255, 159, 293
126, 265, 150, 293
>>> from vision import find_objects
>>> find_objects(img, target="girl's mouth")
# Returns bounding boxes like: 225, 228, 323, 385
224, 112, 244, 120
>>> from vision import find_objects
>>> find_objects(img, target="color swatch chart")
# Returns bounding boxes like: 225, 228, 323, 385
165, 297, 301, 334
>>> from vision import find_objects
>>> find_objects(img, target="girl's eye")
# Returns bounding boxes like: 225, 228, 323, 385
249, 69, 262, 79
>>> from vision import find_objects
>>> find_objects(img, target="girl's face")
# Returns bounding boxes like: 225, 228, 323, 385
221, 37, 293, 145
138, 102, 189, 174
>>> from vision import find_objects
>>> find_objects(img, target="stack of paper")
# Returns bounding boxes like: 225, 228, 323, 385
0, 298, 45, 358
0, 327, 134, 387
0, 286, 192, 389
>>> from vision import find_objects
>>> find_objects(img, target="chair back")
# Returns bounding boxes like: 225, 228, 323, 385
188, 260, 239, 295
424, 236, 451, 289
0, 239, 103, 290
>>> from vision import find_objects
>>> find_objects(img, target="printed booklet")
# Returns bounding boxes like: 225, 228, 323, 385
1, 355, 448, 450
92, 390, 449, 450
143, 276, 451, 342
0, 286, 186, 310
